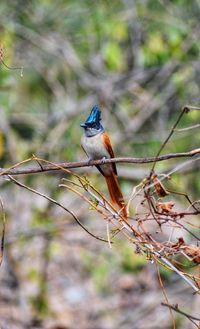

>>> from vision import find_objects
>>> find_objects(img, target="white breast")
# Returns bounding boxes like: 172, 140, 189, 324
81, 133, 110, 159
81, 133, 112, 176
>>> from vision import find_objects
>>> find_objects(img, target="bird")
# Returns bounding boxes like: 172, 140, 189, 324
81, 105, 127, 218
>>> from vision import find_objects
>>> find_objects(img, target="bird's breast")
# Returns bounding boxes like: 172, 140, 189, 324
82, 133, 114, 176
81, 133, 110, 159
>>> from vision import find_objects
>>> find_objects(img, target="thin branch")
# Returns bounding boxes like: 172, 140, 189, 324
7, 175, 110, 244
0, 148, 199, 176
151, 106, 190, 173
155, 261, 176, 329
1, 59, 24, 77
0, 199, 5, 266
60, 171, 200, 293
161, 302, 200, 322
153, 252, 199, 293
175, 123, 200, 132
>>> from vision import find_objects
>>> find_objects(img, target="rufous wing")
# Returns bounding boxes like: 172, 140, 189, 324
101, 132, 117, 175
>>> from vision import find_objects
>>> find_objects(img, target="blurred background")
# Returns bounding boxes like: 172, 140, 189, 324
0, 0, 200, 328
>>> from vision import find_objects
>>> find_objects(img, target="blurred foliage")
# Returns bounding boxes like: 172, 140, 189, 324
118, 241, 146, 273
81, 249, 117, 293
158, 264, 173, 282
0, 0, 199, 327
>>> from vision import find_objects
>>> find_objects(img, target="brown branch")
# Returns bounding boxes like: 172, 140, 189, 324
161, 302, 200, 322
0, 199, 5, 266
155, 262, 176, 329
0, 148, 199, 176
151, 105, 200, 173
7, 175, 110, 244
151, 106, 190, 173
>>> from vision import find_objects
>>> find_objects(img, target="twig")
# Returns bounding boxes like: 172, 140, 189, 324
155, 261, 176, 329
1, 59, 24, 77
7, 175, 110, 244
106, 222, 112, 249
151, 106, 191, 173
61, 171, 200, 293
161, 302, 200, 322
175, 123, 200, 132
0, 199, 5, 266
153, 252, 199, 293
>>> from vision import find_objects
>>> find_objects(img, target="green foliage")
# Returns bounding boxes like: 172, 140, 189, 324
91, 258, 110, 292
103, 42, 124, 71
81, 250, 117, 293
0, 131, 4, 159
158, 265, 172, 282
28, 266, 50, 318
0, 1, 199, 327
32, 210, 52, 227
30, 291, 49, 318
0, 0, 199, 169
118, 242, 146, 273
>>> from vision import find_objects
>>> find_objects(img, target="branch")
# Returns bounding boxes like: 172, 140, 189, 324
151, 106, 189, 172
7, 175, 110, 244
150, 105, 200, 174
0, 199, 5, 267
0, 148, 199, 176
161, 302, 200, 322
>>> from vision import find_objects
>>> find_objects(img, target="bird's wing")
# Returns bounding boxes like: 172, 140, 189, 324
101, 132, 117, 175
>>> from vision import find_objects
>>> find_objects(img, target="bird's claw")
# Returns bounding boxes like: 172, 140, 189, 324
101, 156, 107, 164
87, 158, 93, 166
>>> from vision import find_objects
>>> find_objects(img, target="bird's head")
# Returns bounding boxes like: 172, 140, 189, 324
81, 105, 104, 136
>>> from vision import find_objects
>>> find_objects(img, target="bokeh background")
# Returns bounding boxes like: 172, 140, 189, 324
0, 1, 200, 328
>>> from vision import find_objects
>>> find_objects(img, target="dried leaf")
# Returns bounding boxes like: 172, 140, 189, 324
152, 174, 169, 197
181, 245, 200, 264
157, 201, 175, 213
172, 237, 185, 249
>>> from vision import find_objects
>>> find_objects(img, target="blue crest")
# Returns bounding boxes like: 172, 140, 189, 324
85, 105, 101, 125
81, 105, 102, 129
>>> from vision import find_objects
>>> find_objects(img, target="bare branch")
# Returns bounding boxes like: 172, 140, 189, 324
161, 302, 200, 322
151, 106, 193, 173
0, 148, 199, 177
0, 198, 5, 266
7, 175, 110, 244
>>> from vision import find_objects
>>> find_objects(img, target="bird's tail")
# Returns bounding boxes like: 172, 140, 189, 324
105, 173, 127, 218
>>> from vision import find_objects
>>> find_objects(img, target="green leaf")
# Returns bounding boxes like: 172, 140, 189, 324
102, 42, 124, 71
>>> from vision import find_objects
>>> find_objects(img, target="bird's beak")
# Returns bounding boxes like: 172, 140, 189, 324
80, 123, 87, 128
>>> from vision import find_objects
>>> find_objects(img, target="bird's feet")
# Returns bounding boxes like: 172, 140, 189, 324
101, 156, 107, 164
87, 158, 93, 166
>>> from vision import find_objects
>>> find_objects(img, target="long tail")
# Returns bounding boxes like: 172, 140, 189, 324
105, 173, 127, 218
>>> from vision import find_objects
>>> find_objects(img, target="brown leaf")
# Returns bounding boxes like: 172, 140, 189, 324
181, 245, 200, 264
152, 174, 169, 197
172, 237, 185, 249
157, 201, 175, 213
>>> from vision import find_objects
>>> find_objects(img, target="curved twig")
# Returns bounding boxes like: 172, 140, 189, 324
7, 175, 110, 244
